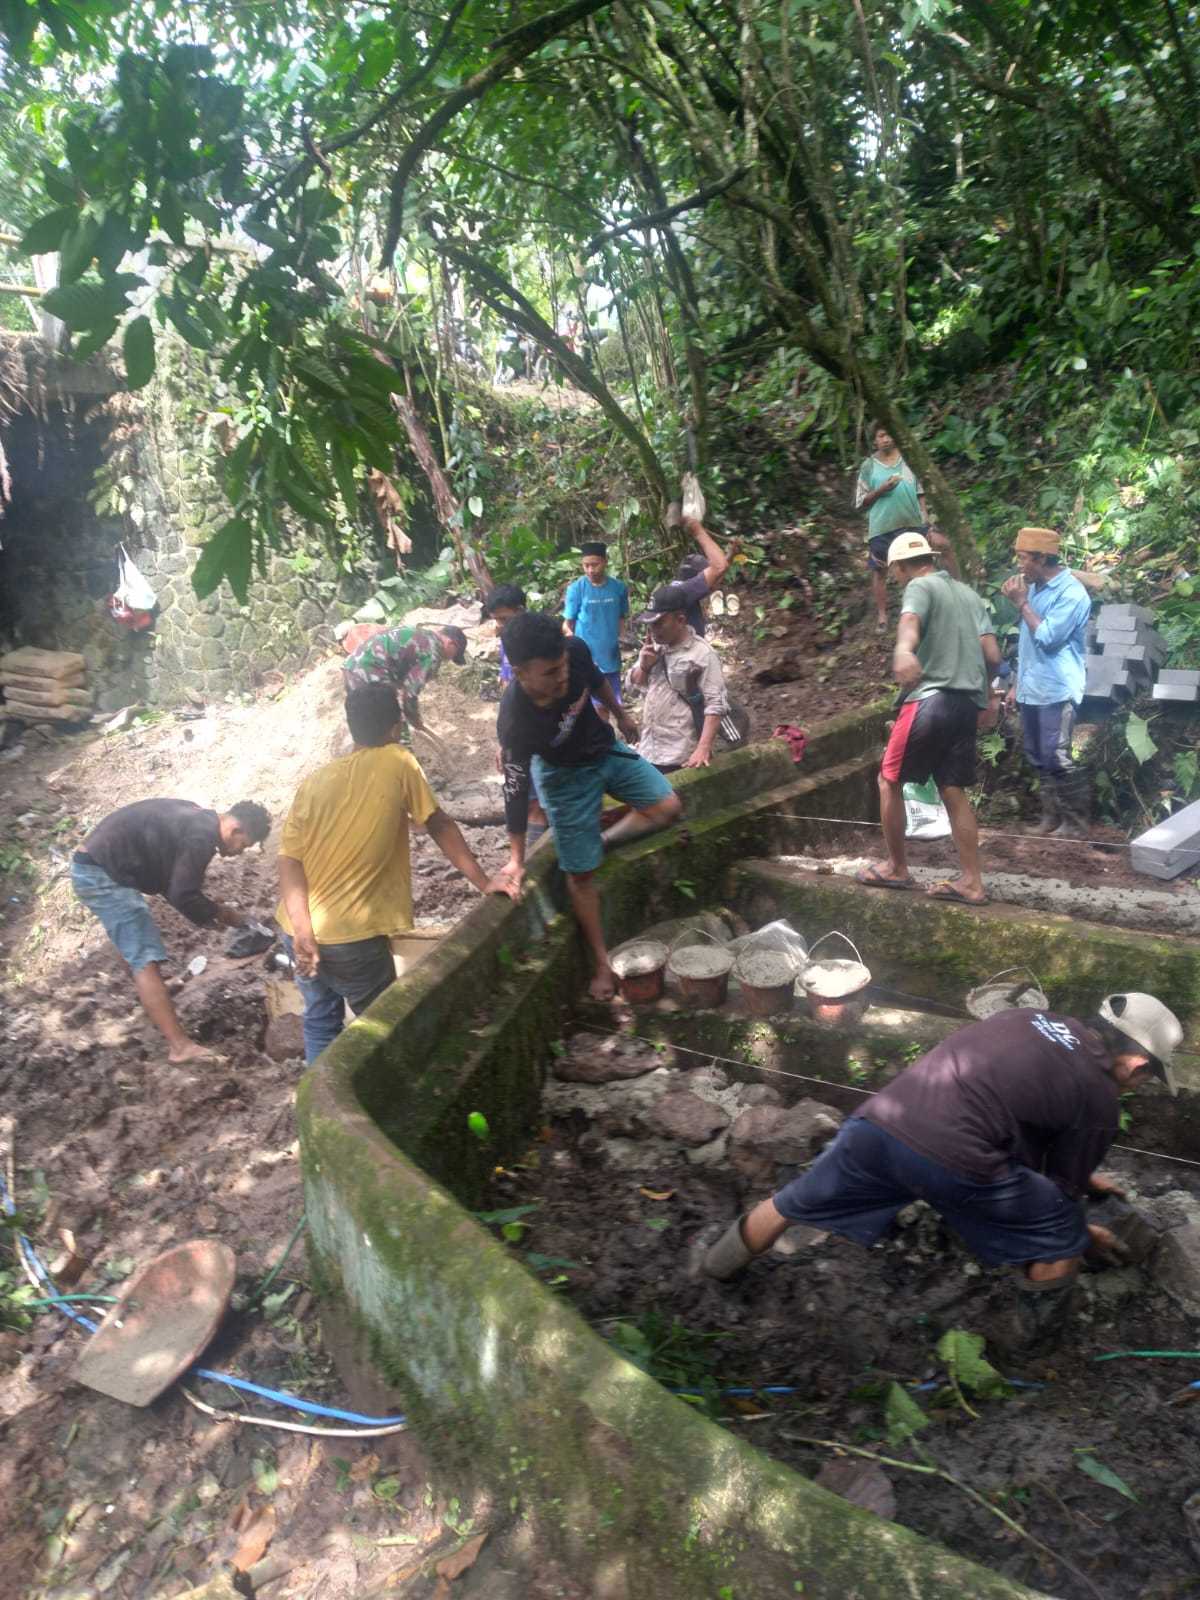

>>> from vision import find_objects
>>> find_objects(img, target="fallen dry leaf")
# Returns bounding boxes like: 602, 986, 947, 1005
350, 1452, 380, 1483
815, 1457, 896, 1521
231, 1505, 276, 1572
639, 1188, 675, 1201
435, 1531, 487, 1582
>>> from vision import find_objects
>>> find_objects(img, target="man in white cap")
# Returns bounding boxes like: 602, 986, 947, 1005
702, 993, 1183, 1349
858, 532, 1000, 905
1001, 526, 1093, 837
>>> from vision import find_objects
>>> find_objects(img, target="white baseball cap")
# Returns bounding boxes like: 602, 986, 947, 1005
887, 531, 934, 565
1099, 992, 1184, 1094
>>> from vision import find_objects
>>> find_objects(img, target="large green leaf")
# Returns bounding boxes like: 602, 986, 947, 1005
40, 274, 143, 330
883, 1382, 930, 1448
19, 206, 77, 255
1125, 713, 1157, 765
936, 1329, 1010, 1399
192, 517, 252, 603
123, 315, 156, 389
1075, 1452, 1138, 1502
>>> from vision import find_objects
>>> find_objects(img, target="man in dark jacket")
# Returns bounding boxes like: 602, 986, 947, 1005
72, 797, 270, 1063
703, 994, 1183, 1346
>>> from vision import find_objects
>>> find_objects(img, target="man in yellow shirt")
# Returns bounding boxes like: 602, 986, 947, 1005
277, 682, 514, 1062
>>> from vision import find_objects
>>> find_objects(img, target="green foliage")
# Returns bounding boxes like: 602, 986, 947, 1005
608, 1310, 726, 1418
1074, 1451, 1138, 1502
883, 1382, 931, 1449
1124, 714, 1158, 766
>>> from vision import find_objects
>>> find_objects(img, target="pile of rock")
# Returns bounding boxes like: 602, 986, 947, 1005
0, 646, 92, 723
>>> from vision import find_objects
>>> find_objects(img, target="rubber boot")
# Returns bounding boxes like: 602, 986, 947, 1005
701, 1216, 756, 1280
1010, 1269, 1078, 1351
1051, 771, 1091, 839
1032, 779, 1061, 836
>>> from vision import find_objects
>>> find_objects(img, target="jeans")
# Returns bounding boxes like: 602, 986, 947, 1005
280, 932, 396, 1064
1020, 700, 1077, 776
72, 857, 167, 972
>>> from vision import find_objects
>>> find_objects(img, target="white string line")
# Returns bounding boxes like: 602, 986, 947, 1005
769, 813, 1200, 864
580, 1026, 1200, 1173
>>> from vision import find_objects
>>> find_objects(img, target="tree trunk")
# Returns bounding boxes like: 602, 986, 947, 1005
391, 390, 495, 591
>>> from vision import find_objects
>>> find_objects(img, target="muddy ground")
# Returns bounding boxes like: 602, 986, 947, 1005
494, 1064, 1200, 1600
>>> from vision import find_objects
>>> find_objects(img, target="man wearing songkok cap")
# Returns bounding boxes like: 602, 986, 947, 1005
1001, 527, 1093, 837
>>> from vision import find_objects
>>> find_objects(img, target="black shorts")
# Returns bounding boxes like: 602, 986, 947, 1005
881, 689, 978, 788
867, 526, 927, 571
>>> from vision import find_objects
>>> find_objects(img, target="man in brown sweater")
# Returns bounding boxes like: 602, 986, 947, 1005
703, 994, 1183, 1346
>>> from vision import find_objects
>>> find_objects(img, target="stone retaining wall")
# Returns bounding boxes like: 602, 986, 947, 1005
0, 337, 367, 711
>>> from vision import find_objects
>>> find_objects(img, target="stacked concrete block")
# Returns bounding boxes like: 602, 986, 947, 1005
1152, 668, 1200, 704
1131, 798, 1200, 880
0, 647, 92, 722
1085, 601, 1170, 702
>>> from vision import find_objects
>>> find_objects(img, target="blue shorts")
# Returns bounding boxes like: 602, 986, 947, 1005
72, 858, 168, 973
532, 742, 673, 875
772, 1116, 1089, 1266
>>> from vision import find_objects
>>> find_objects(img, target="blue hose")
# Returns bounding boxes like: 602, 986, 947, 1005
0, 1172, 404, 1427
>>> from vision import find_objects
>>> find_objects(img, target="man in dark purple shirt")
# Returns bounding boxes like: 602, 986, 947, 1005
703, 995, 1182, 1347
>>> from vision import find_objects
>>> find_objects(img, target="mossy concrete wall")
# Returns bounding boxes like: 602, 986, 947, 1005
298, 709, 1047, 1600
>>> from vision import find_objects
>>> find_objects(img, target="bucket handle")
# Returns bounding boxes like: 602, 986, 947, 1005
667, 925, 729, 957
975, 966, 1045, 1003
806, 929, 865, 968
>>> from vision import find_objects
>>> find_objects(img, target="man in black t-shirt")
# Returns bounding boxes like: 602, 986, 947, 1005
72, 797, 270, 1063
496, 612, 682, 1000
702, 994, 1182, 1348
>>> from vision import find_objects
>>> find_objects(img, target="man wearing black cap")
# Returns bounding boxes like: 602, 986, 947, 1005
626, 584, 731, 772
563, 541, 630, 709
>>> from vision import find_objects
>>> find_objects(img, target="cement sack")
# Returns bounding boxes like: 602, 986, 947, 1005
1, 646, 87, 681
904, 778, 952, 840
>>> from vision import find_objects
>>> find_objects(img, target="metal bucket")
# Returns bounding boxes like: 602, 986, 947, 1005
734, 948, 797, 1016
965, 967, 1048, 1021
668, 928, 733, 1009
802, 931, 872, 1029
611, 939, 669, 1004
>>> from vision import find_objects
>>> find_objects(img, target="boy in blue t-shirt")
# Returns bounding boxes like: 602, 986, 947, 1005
563, 541, 629, 708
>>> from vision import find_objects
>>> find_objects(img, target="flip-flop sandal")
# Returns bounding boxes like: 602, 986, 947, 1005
926, 881, 990, 906
856, 865, 915, 891
725, 593, 741, 616
709, 592, 726, 615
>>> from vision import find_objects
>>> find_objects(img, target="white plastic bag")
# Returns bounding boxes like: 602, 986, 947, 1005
681, 471, 706, 523
116, 544, 156, 612
726, 919, 809, 976
903, 778, 952, 840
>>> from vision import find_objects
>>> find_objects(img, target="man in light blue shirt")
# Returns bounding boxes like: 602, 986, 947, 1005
1001, 526, 1093, 837
563, 541, 629, 708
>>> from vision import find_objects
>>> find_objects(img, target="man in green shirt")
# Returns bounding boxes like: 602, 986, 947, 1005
858, 533, 1001, 905
856, 422, 958, 629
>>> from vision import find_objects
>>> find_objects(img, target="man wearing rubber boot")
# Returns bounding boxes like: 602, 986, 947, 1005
1001, 527, 1093, 838
703, 994, 1182, 1350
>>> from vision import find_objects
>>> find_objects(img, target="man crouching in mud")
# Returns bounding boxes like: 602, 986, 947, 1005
495, 611, 682, 1000
702, 995, 1183, 1349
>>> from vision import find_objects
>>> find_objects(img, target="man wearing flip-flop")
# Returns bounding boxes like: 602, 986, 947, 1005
858, 531, 1000, 906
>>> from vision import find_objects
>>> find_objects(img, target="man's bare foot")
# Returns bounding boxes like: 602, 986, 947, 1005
925, 879, 990, 906
167, 1040, 224, 1065
588, 967, 617, 1002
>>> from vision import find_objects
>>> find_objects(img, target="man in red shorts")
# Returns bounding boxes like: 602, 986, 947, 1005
858, 531, 1000, 905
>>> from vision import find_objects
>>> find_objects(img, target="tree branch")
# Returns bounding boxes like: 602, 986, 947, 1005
381, 0, 615, 263
584, 167, 747, 254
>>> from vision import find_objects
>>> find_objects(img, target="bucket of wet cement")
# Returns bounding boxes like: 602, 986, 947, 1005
965, 967, 1048, 1020
668, 928, 733, 1009
611, 939, 669, 1004
734, 948, 797, 1016
801, 931, 872, 1028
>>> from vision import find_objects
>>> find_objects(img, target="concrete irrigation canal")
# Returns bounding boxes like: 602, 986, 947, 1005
297, 704, 1200, 1600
